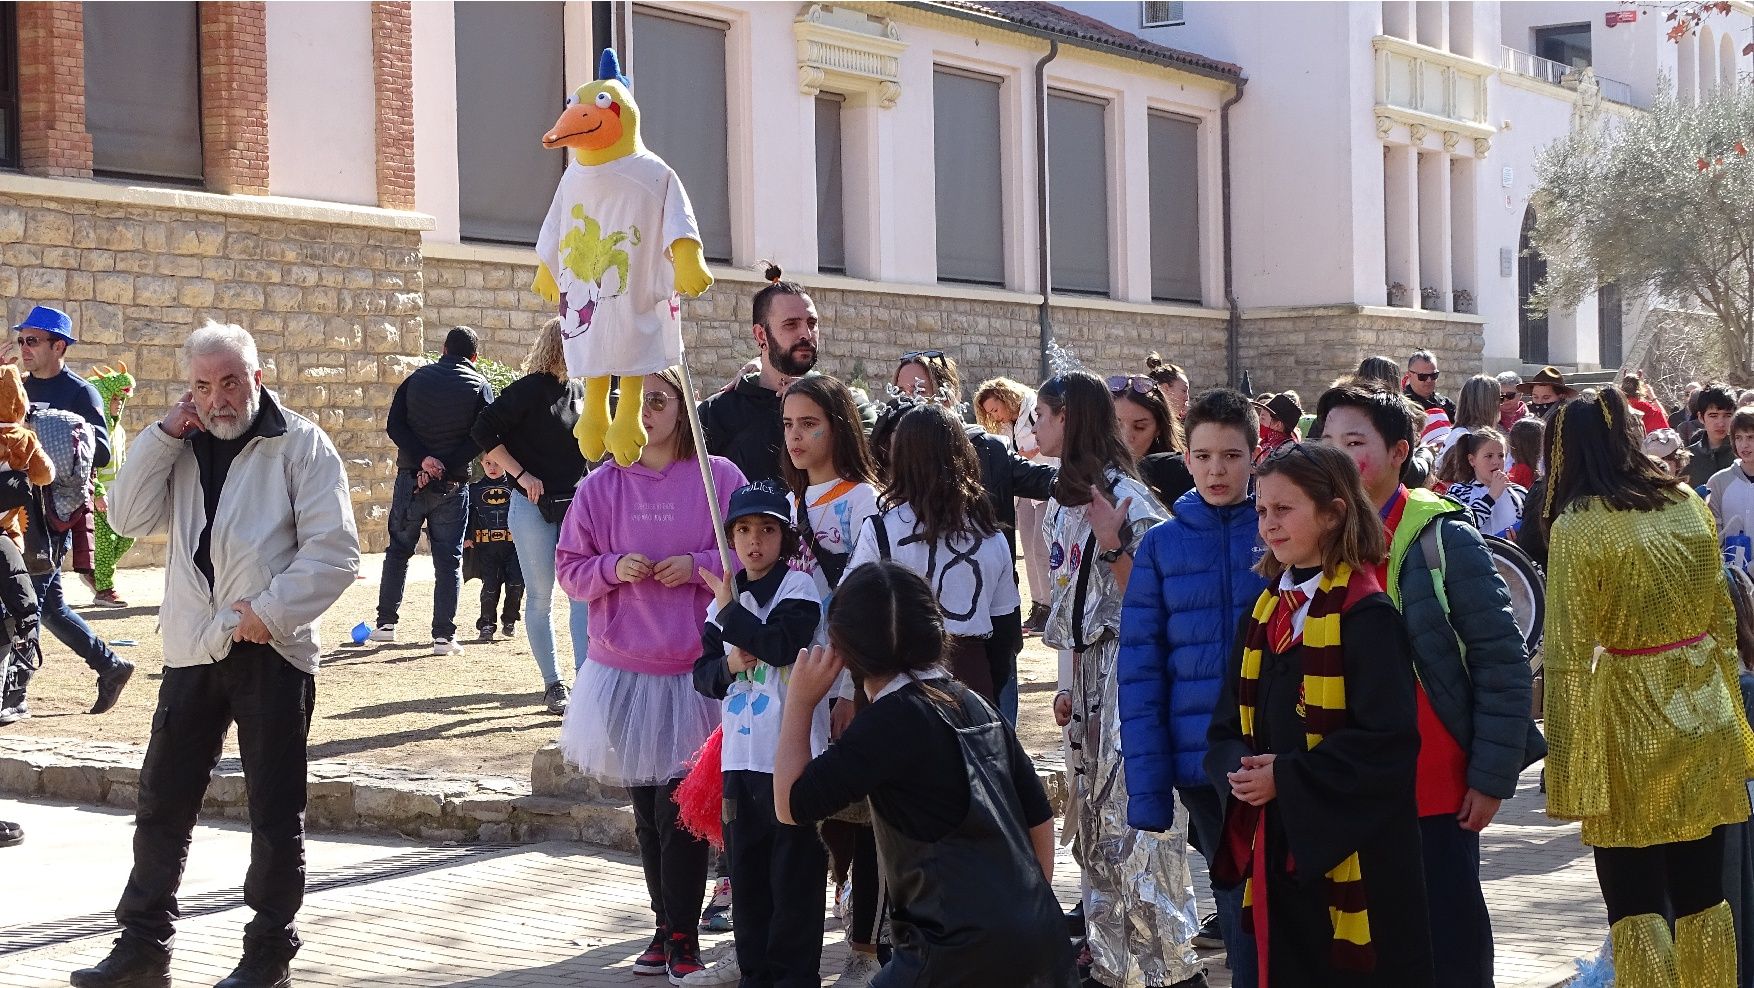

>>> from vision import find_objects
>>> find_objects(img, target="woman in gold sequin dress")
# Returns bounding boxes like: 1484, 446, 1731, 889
1543, 387, 1754, 988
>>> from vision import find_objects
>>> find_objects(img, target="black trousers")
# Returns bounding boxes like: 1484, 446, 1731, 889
1595, 827, 1728, 923
477, 572, 524, 631
116, 642, 314, 954
724, 769, 826, 987
629, 778, 710, 935
1420, 814, 1494, 988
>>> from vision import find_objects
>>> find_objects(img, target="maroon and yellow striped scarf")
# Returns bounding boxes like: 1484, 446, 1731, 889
1237, 562, 1374, 973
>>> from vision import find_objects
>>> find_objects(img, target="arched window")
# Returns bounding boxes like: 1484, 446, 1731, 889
1518, 206, 1549, 364
1723, 32, 1738, 89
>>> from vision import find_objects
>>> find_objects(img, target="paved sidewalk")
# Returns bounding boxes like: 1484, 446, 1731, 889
0, 764, 1599, 987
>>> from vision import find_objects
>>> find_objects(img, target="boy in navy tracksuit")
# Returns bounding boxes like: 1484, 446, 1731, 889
465, 462, 523, 640
1117, 388, 1266, 986
693, 483, 826, 986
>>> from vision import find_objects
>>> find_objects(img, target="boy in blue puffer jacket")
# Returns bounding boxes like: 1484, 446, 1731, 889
1118, 388, 1266, 986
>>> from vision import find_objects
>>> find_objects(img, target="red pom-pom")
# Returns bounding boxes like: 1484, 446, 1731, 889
673, 726, 725, 850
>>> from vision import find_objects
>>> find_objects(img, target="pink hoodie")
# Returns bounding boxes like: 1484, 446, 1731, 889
556, 454, 746, 676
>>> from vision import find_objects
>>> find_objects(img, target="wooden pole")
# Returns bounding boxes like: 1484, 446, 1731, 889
677, 344, 734, 579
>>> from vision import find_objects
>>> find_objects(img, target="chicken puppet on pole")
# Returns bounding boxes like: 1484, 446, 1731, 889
532, 49, 732, 573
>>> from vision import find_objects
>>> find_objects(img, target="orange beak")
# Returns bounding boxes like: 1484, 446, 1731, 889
543, 101, 623, 151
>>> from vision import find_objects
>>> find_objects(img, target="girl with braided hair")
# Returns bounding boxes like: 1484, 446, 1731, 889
1542, 386, 1754, 987
1205, 441, 1432, 987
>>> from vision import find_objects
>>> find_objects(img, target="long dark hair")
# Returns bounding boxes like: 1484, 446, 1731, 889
1115, 382, 1185, 455
779, 375, 877, 497
1543, 386, 1684, 526
882, 403, 1000, 545
1040, 371, 1136, 506
827, 561, 951, 700
1253, 442, 1387, 583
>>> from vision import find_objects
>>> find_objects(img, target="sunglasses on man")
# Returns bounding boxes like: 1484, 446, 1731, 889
899, 350, 945, 363
1412, 371, 1441, 382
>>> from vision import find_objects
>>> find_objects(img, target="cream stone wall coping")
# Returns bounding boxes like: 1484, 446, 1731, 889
1244, 303, 1487, 325
423, 239, 1230, 321
0, 172, 436, 231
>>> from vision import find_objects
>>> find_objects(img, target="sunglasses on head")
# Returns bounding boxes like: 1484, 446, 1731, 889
1107, 375, 1156, 396
900, 350, 944, 363
1413, 371, 1441, 382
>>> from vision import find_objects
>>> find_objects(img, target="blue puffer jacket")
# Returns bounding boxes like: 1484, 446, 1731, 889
1118, 489, 1267, 832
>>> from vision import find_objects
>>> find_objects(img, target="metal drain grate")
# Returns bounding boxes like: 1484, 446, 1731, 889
0, 842, 524, 956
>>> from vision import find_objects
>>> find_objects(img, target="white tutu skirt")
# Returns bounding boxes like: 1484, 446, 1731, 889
558, 661, 718, 787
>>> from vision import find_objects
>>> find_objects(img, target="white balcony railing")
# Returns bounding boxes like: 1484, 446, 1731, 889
1499, 46, 1637, 106
1372, 34, 1494, 143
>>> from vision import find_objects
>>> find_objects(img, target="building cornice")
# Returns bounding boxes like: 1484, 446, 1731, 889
0, 172, 435, 230
852, 2, 1240, 95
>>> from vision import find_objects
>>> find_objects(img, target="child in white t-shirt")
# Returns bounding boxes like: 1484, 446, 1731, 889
848, 402, 1022, 705
694, 482, 829, 985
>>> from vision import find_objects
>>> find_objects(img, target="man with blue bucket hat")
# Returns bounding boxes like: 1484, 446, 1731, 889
9, 305, 132, 716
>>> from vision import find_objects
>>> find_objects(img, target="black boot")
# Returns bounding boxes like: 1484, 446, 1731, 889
90, 658, 134, 715
69, 936, 171, 988
214, 939, 293, 988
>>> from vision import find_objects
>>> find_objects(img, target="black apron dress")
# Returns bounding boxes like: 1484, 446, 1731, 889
871, 687, 1079, 987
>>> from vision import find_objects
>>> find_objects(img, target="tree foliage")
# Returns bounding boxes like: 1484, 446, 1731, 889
1530, 81, 1754, 373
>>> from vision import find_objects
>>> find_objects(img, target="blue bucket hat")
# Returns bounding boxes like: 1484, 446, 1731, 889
13, 306, 75, 345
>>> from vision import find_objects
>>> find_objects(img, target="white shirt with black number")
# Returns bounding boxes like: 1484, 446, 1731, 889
845, 503, 1021, 638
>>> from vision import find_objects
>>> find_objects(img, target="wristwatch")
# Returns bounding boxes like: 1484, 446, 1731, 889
1097, 541, 1130, 564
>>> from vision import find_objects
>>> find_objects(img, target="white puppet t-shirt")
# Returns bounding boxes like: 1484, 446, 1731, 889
535, 151, 701, 378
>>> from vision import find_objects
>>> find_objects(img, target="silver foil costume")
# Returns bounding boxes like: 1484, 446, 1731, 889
1045, 476, 1200, 988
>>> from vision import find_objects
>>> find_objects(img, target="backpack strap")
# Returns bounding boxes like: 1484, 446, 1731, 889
872, 513, 892, 561
1418, 518, 1472, 679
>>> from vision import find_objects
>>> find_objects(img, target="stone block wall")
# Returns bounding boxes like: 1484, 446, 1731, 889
1236, 307, 1487, 406
0, 191, 427, 565
422, 256, 1231, 403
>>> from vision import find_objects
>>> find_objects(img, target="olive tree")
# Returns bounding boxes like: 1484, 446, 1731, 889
1529, 81, 1754, 374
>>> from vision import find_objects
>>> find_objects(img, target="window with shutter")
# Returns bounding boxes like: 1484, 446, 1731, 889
1142, 2, 1185, 27
85, 1, 203, 183
455, 1, 565, 245
1048, 90, 1110, 296
631, 8, 733, 263
933, 67, 1006, 286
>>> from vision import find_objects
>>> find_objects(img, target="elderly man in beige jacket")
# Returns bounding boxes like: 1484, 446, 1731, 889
73, 322, 359, 988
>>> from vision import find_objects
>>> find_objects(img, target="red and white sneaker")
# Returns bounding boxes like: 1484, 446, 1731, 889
632, 926, 669, 976
666, 933, 704, 985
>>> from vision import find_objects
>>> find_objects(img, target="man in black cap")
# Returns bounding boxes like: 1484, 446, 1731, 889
11, 305, 131, 714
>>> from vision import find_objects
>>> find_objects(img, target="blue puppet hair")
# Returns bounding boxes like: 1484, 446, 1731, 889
597, 49, 631, 87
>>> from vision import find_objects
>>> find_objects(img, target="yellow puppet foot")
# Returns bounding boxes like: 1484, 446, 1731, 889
1611, 912, 1677, 988
1676, 901, 1735, 988
575, 377, 611, 462
604, 397, 648, 468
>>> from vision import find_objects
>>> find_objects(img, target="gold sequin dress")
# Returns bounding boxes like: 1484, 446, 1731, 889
1545, 491, 1754, 847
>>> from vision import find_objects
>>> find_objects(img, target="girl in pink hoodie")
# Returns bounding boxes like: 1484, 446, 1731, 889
555, 365, 745, 978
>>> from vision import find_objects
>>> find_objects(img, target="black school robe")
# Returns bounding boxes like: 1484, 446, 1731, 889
1204, 594, 1435, 988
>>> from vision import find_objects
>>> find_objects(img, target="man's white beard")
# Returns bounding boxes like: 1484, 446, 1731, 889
201, 387, 260, 440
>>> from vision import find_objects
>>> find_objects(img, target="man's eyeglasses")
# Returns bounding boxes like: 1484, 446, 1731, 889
642, 391, 671, 411
15, 335, 46, 349
1107, 375, 1156, 396
1500, 392, 1519, 402
900, 350, 945, 363
1412, 371, 1441, 382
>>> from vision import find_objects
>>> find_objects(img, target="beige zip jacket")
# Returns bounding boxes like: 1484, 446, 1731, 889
107, 389, 360, 674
